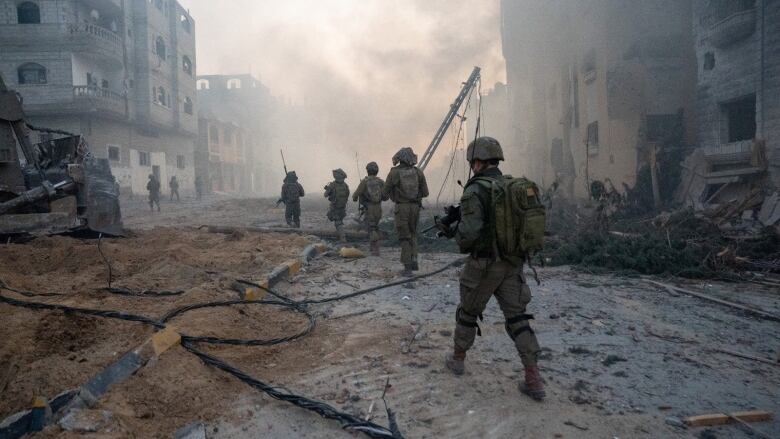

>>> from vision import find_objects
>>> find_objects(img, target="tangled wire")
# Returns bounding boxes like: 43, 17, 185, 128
0, 253, 463, 438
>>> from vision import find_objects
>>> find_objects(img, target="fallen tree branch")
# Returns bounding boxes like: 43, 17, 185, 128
646, 280, 780, 322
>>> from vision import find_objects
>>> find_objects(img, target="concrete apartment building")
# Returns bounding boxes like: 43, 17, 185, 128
196, 74, 276, 195
500, 0, 697, 200
0, 0, 197, 196
689, 0, 780, 205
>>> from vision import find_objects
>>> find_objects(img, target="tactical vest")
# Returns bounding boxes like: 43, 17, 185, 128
282, 183, 301, 202
329, 181, 349, 208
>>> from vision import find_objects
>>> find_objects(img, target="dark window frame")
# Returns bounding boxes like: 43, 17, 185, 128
17, 1, 40, 24
139, 151, 151, 166
17, 62, 47, 84
587, 121, 599, 146
108, 145, 120, 161
176, 154, 186, 169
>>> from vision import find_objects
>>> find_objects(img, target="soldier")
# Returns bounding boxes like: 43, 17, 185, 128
194, 175, 204, 201
146, 174, 161, 212
279, 171, 305, 228
352, 161, 388, 256
324, 168, 350, 241
169, 175, 180, 202
442, 136, 545, 401
383, 147, 428, 275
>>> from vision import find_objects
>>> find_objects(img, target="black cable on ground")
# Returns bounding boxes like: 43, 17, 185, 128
0, 292, 163, 328
104, 287, 186, 297
161, 299, 315, 346
0, 278, 63, 297
181, 340, 404, 439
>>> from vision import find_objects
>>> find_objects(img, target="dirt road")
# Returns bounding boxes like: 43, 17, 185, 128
1, 196, 778, 438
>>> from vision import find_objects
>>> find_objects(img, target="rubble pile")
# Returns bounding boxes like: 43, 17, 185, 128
542, 193, 780, 280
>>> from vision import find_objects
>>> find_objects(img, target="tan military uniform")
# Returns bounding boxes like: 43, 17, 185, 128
383, 163, 428, 267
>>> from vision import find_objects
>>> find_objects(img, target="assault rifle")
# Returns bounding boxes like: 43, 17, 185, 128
422, 204, 461, 238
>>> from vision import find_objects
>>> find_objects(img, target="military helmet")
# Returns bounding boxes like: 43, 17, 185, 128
466, 136, 504, 162
366, 161, 379, 175
393, 147, 417, 166
332, 168, 347, 180
284, 171, 298, 182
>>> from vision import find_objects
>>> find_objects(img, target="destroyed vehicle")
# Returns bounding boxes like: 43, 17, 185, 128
0, 77, 122, 236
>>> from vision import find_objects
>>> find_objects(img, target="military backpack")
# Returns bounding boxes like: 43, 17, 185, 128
469, 175, 546, 262
364, 177, 384, 203
397, 167, 420, 200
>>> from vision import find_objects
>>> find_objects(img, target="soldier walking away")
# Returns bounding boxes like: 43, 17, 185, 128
194, 175, 204, 201
324, 168, 350, 241
146, 174, 161, 212
353, 161, 388, 256
383, 147, 428, 275
440, 137, 546, 401
169, 176, 180, 202
279, 171, 305, 228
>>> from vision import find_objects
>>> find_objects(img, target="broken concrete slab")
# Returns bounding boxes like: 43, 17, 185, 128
58, 409, 113, 433
174, 422, 207, 439
758, 191, 780, 226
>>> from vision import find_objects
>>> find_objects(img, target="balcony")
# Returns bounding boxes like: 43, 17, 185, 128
23, 86, 127, 119
0, 23, 123, 69
703, 140, 753, 165
709, 8, 757, 48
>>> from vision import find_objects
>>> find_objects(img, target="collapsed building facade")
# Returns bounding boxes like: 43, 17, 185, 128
0, 0, 197, 197
501, 0, 779, 209
196, 74, 276, 195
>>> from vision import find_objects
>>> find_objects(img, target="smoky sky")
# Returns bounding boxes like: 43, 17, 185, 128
179, 0, 505, 190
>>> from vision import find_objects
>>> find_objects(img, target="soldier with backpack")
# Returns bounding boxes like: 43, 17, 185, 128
279, 171, 305, 228
383, 147, 429, 275
352, 161, 388, 256
440, 136, 547, 401
324, 168, 350, 241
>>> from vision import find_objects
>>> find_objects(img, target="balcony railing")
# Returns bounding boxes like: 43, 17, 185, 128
67, 23, 122, 46
709, 8, 757, 48
72, 86, 126, 115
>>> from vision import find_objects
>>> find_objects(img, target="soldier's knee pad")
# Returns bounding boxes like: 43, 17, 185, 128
504, 313, 535, 340
456, 306, 483, 336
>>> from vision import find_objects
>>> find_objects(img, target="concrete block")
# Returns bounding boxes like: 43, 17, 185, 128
151, 326, 181, 355
58, 409, 113, 433
82, 350, 143, 400
174, 422, 207, 439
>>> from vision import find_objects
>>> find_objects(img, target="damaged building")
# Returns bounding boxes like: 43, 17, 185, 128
0, 0, 197, 197
683, 0, 780, 212
196, 74, 276, 195
500, 0, 697, 202
501, 0, 780, 213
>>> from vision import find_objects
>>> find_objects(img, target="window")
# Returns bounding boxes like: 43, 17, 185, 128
177, 154, 185, 169
155, 36, 166, 61
704, 52, 715, 71
182, 56, 193, 75
101, 79, 109, 89
157, 86, 167, 106
721, 95, 756, 143
17, 2, 40, 24
183, 96, 193, 114
17, 63, 46, 84
209, 125, 219, 143
197, 79, 209, 90
139, 151, 151, 166
587, 121, 599, 146
108, 145, 120, 161
180, 14, 191, 33
227, 78, 241, 89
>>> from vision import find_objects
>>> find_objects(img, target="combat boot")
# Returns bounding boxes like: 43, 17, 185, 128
401, 264, 414, 277
411, 261, 419, 271
519, 365, 546, 401
370, 241, 380, 256
444, 348, 466, 375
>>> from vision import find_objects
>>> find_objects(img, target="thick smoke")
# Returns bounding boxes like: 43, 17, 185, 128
179, 0, 505, 192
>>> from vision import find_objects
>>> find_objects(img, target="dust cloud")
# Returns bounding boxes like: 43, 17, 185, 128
179, 0, 506, 193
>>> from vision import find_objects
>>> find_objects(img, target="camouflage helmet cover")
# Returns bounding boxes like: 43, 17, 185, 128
466, 136, 504, 162
366, 161, 379, 175
332, 168, 347, 180
393, 147, 417, 166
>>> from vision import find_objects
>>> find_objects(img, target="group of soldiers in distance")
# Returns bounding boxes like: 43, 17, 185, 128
145, 174, 206, 211
279, 139, 547, 401
279, 146, 428, 274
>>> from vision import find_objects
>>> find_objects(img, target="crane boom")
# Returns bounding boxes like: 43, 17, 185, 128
418, 66, 481, 171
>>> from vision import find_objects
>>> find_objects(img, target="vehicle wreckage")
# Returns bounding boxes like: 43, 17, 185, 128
0, 76, 122, 236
